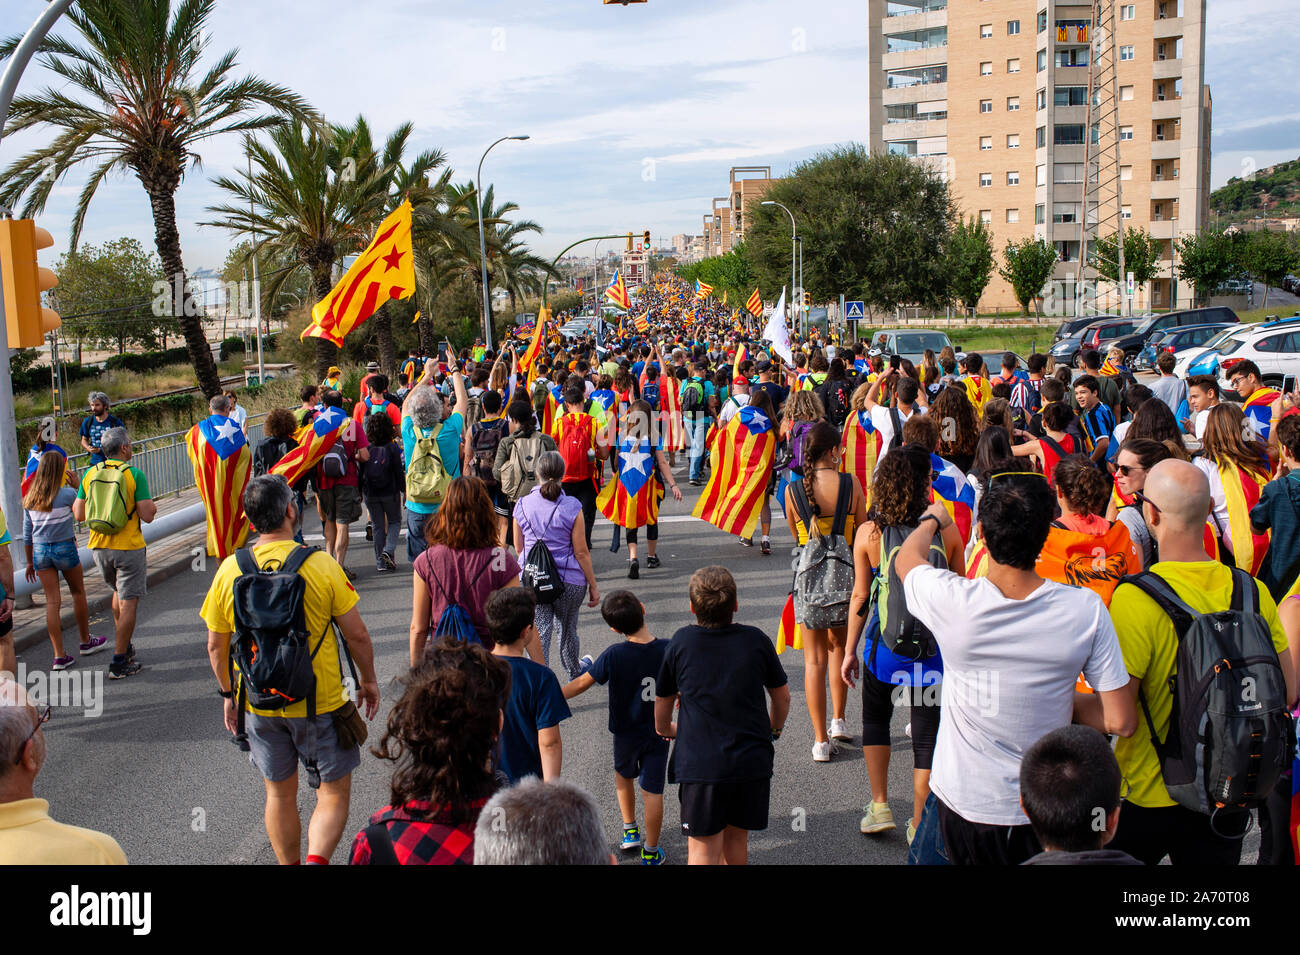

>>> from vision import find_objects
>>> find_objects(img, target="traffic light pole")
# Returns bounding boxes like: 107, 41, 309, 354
542, 234, 632, 308
0, 0, 76, 610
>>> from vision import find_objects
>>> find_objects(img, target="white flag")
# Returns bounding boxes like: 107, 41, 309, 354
762, 289, 793, 364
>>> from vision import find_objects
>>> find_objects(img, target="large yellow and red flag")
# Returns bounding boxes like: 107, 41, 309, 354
840, 409, 881, 505
693, 404, 776, 538
597, 435, 662, 530
659, 372, 685, 451
303, 199, 414, 345
746, 287, 763, 319
695, 279, 713, 301
186, 414, 251, 558
270, 405, 351, 489
776, 592, 803, 655
732, 342, 748, 382
606, 270, 631, 309
633, 313, 650, 333
519, 306, 547, 372
1208, 461, 1270, 575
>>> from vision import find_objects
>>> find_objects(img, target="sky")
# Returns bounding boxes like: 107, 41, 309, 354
0, 0, 1295, 273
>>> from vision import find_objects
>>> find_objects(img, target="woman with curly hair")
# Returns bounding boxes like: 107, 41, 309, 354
929, 385, 978, 474
842, 443, 964, 840
777, 388, 826, 514
350, 637, 511, 865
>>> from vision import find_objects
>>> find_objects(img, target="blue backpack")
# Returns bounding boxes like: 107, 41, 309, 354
642, 380, 660, 410
423, 566, 482, 647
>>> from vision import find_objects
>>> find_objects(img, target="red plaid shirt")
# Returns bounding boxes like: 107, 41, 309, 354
349, 799, 487, 866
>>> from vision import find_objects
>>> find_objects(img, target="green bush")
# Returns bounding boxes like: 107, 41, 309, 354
103, 346, 190, 374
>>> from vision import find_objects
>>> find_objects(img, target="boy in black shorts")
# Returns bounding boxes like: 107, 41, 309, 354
654, 566, 791, 865
563, 590, 670, 865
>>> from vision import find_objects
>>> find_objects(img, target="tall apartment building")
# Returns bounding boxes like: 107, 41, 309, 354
868, 0, 1211, 313
700, 166, 782, 258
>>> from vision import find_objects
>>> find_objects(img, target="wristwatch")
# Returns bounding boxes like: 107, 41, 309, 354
217, 689, 233, 700
918, 513, 943, 531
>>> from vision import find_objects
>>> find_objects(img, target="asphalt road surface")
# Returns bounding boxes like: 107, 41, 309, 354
17, 462, 1261, 865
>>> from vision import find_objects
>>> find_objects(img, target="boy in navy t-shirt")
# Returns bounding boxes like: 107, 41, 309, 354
564, 591, 670, 865
487, 588, 570, 783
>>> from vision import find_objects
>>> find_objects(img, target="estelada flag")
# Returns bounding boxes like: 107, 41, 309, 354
840, 410, 881, 505
186, 414, 252, 559
930, 454, 975, 546
694, 404, 776, 538
597, 435, 661, 530
1243, 387, 1281, 442
1207, 460, 1270, 575
606, 270, 631, 309
695, 279, 713, 301
633, 313, 650, 333
519, 308, 546, 371
23, 441, 73, 496
776, 592, 802, 655
303, 199, 415, 346
746, 287, 763, 318
659, 374, 685, 451
270, 404, 350, 488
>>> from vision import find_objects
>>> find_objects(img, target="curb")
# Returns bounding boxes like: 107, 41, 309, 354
12, 533, 206, 658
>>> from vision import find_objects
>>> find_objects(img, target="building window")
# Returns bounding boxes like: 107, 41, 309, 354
1121, 165, 1133, 181
1121, 4, 1136, 20
1036, 164, 1047, 186
1008, 19, 1021, 35
1054, 86, 1088, 107
888, 141, 918, 156
1055, 48, 1089, 67
1007, 57, 1021, 73
886, 65, 949, 88
1036, 203, 1045, 224
1122, 205, 1133, 219
1120, 85, 1134, 101
1007, 134, 1020, 149
1008, 96, 1020, 111
1036, 88, 1047, 110
1036, 125, 1046, 147
981, 23, 993, 38
1120, 44, 1134, 60
1053, 202, 1081, 224
980, 173, 993, 187
979, 210, 992, 225
1055, 240, 1081, 262
980, 136, 993, 150
1006, 208, 1020, 223
980, 99, 993, 113
1054, 124, 1086, 145
1037, 50, 1047, 72
1054, 162, 1084, 183
1007, 170, 1020, 185
1037, 10, 1048, 33
1120, 125, 1134, 140
980, 61, 993, 76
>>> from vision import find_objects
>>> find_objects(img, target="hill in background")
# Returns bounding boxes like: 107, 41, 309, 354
1211, 157, 1300, 224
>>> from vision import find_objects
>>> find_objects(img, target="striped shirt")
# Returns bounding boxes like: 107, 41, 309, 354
22, 486, 78, 544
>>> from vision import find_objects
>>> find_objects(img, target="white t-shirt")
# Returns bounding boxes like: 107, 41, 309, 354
1191, 456, 1232, 552
717, 393, 750, 427
1116, 505, 1153, 569
903, 565, 1130, 826
229, 403, 247, 429
869, 404, 914, 468
1194, 407, 1211, 440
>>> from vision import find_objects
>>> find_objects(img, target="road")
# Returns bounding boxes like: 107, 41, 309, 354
17, 462, 1261, 865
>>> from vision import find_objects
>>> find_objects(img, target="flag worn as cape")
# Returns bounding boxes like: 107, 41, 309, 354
1243, 388, 1281, 442
776, 592, 802, 655
186, 415, 252, 559
659, 373, 686, 451
930, 454, 975, 546
597, 435, 661, 530
270, 405, 350, 488
694, 404, 776, 538
303, 199, 415, 345
1211, 460, 1270, 576
23, 442, 72, 497
840, 410, 881, 506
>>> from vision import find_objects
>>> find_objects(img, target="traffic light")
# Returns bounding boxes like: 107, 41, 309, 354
626, 231, 633, 252
643, 230, 651, 249
803, 290, 812, 311
0, 218, 60, 349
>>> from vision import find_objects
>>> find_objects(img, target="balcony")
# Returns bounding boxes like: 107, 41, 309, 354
1150, 139, 1181, 160
1149, 179, 1180, 200
882, 47, 950, 71
1153, 16, 1184, 39
1152, 59, 1183, 80
1151, 97, 1181, 120
884, 118, 947, 141
882, 82, 947, 106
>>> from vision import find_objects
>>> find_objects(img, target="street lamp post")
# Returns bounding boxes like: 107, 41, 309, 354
476, 135, 529, 352
796, 235, 804, 338
762, 200, 797, 335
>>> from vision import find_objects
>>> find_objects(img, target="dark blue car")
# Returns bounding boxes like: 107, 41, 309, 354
1134, 323, 1234, 371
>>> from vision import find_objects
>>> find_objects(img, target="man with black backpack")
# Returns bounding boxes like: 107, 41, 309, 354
1103, 459, 1297, 865
202, 475, 380, 866
682, 361, 714, 487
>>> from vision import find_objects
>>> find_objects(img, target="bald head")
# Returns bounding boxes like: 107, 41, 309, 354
1145, 459, 1212, 532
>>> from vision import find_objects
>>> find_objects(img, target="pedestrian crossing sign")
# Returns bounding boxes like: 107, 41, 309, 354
846, 301, 864, 319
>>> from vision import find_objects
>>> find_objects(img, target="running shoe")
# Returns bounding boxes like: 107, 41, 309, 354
812, 740, 834, 762
382, 552, 397, 572
79, 636, 109, 655
52, 655, 75, 671
689, 479, 702, 486
859, 802, 896, 835
627, 559, 639, 580
620, 826, 643, 851
126, 643, 137, 662
739, 536, 754, 547
646, 554, 661, 569
830, 718, 851, 741
365, 522, 373, 541
640, 846, 666, 866
760, 539, 771, 556
108, 660, 143, 680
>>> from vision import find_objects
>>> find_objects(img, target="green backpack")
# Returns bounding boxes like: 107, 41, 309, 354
406, 424, 451, 506
85, 462, 136, 536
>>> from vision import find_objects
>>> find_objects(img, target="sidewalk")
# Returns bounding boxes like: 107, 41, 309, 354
11, 487, 209, 658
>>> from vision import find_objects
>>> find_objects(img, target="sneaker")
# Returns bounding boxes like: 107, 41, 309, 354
108, 659, 143, 680
52, 655, 75, 671
125, 643, 137, 663
906, 818, 917, 846
760, 539, 771, 556
904, 722, 912, 738
859, 802, 896, 835
578, 655, 594, 677
365, 522, 373, 541
739, 536, 754, 547
640, 846, 666, 865
689, 479, 702, 486
79, 636, 110, 656
627, 559, 639, 580
382, 552, 397, 572
646, 554, 661, 569
830, 718, 851, 741
620, 826, 643, 851
812, 740, 834, 762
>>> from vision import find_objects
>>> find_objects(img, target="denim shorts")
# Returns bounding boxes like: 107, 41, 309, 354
33, 539, 80, 572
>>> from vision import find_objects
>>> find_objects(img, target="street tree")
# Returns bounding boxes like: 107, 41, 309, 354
1091, 227, 1164, 288
50, 238, 168, 355
1241, 229, 1300, 307
946, 217, 995, 316
999, 238, 1059, 317
1176, 229, 1240, 306
0, 0, 315, 396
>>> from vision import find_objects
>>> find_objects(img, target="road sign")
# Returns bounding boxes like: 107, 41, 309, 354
845, 300, 865, 320
1126, 272, 1135, 297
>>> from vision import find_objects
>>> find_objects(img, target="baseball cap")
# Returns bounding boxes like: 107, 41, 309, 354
732, 375, 749, 387
755, 358, 773, 373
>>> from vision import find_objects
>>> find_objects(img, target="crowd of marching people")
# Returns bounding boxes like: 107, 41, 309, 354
2, 271, 1298, 868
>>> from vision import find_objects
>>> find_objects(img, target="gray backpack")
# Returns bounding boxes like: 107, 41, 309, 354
874, 521, 947, 661
789, 474, 855, 630
500, 433, 544, 503
1122, 569, 1296, 827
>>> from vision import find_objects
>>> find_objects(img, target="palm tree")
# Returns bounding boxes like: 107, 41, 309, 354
0, 0, 315, 397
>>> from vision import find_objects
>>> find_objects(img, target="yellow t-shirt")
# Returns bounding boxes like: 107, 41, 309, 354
0, 799, 127, 864
1108, 560, 1289, 809
77, 460, 149, 551
199, 540, 360, 718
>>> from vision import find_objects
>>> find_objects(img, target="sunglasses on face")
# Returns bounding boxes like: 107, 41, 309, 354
1134, 489, 1161, 513
1116, 463, 1145, 476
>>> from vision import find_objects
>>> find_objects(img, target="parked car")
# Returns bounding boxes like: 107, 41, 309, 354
1107, 306, 1240, 365
1215, 314, 1300, 393
1052, 314, 1119, 345
1063, 318, 1142, 367
870, 329, 958, 365
1179, 325, 1252, 378
1135, 323, 1236, 371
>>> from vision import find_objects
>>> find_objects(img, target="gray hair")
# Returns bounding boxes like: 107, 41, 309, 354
0, 678, 37, 775
474, 777, 609, 865
405, 385, 444, 430
243, 474, 294, 533
99, 427, 130, 460
88, 391, 110, 408
209, 393, 233, 415
536, 450, 565, 486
